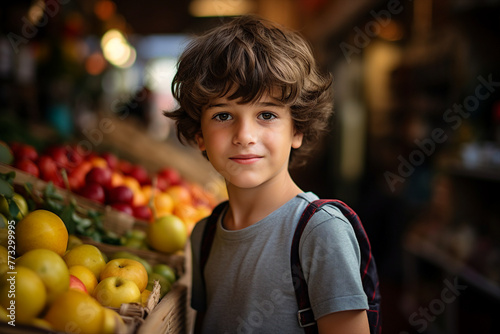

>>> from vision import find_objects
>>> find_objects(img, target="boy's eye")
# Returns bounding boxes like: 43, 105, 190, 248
213, 113, 232, 121
259, 112, 276, 120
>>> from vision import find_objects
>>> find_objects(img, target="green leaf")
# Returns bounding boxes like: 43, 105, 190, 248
0, 171, 16, 184
0, 178, 13, 198
59, 204, 76, 235
8, 200, 19, 220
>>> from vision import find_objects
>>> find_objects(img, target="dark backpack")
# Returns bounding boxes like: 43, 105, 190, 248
200, 199, 382, 334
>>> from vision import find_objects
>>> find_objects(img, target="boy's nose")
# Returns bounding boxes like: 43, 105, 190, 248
232, 119, 256, 146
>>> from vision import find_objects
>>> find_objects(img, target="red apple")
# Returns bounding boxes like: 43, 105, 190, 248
100, 152, 118, 170
107, 185, 134, 205
14, 158, 39, 177
13, 144, 38, 162
45, 146, 69, 169
117, 160, 133, 174
38, 155, 64, 187
85, 167, 112, 189
79, 183, 106, 204
127, 165, 150, 185
66, 145, 85, 168
69, 275, 88, 294
132, 205, 153, 222
157, 167, 182, 188
111, 202, 134, 216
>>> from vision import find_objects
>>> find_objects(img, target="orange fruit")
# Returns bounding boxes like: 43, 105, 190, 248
154, 192, 174, 217
63, 244, 107, 279
15, 209, 68, 256
67, 234, 83, 250
166, 185, 192, 205
147, 215, 187, 254
0, 266, 47, 323
44, 289, 104, 334
173, 203, 199, 226
110, 171, 125, 187
141, 289, 151, 306
68, 265, 98, 295
133, 189, 147, 207
89, 156, 108, 168
122, 176, 141, 193
141, 185, 158, 203
15, 249, 70, 304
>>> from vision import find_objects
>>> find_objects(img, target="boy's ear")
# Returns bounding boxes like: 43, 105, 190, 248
292, 131, 303, 149
195, 132, 206, 151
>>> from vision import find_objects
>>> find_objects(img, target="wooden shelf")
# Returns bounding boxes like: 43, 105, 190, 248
405, 234, 500, 301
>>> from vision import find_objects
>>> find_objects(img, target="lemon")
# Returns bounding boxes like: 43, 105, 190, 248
16, 210, 68, 256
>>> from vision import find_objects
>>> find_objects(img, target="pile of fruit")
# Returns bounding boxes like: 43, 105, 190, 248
0, 207, 180, 333
1, 140, 218, 234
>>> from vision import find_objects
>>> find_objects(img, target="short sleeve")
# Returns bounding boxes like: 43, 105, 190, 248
299, 207, 369, 320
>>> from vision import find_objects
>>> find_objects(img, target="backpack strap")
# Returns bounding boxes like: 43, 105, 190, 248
200, 200, 229, 290
291, 199, 382, 334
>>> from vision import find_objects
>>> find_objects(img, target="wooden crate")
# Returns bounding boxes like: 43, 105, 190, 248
137, 283, 188, 334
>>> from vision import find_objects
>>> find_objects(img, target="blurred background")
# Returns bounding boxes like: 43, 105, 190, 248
1, 0, 499, 333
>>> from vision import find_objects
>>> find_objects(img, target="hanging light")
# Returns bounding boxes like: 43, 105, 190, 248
101, 29, 136, 68
189, 0, 256, 17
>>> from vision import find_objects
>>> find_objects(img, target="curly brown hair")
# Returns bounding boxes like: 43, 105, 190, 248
165, 15, 333, 168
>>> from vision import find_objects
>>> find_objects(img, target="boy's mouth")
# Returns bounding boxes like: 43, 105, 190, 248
229, 154, 262, 164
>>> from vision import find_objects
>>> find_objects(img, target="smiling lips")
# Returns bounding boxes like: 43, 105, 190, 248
229, 154, 262, 164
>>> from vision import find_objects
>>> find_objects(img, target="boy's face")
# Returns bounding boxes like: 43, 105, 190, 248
196, 90, 303, 189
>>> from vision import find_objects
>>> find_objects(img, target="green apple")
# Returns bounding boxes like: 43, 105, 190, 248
147, 273, 171, 298
152, 264, 176, 285
93, 276, 141, 308
123, 237, 148, 250
125, 229, 147, 241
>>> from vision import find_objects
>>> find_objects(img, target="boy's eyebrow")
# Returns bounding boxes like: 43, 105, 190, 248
206, 100, 284, 109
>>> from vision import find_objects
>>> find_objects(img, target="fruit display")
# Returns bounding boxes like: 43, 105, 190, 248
0, 168, 187, 333
0, 207, 183, 333
1, 140, 220, 236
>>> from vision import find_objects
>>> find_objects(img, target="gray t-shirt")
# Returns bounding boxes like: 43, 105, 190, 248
190, 192, 368, 334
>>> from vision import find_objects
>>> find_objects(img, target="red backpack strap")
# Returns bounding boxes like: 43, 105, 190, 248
200, 201, 229, 287
290, 201, 322, 334
291, 199, 382, 334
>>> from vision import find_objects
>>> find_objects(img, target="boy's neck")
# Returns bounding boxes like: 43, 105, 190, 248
223, 172, 302, 230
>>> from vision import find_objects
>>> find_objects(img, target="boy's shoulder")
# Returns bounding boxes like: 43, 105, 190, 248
296, 193, 351, 226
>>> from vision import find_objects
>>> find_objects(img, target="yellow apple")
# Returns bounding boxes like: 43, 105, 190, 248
15, 249, 70, 304
93, 277, 141, 308
109, 250, 152, 275
45, 289, 104, 334
0, 266, 47, 324
63, 244, 106, 279
101, 307, 126, 334
99, 258, 148, 292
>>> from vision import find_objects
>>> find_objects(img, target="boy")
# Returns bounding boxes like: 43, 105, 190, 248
166, 15, 370, 334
